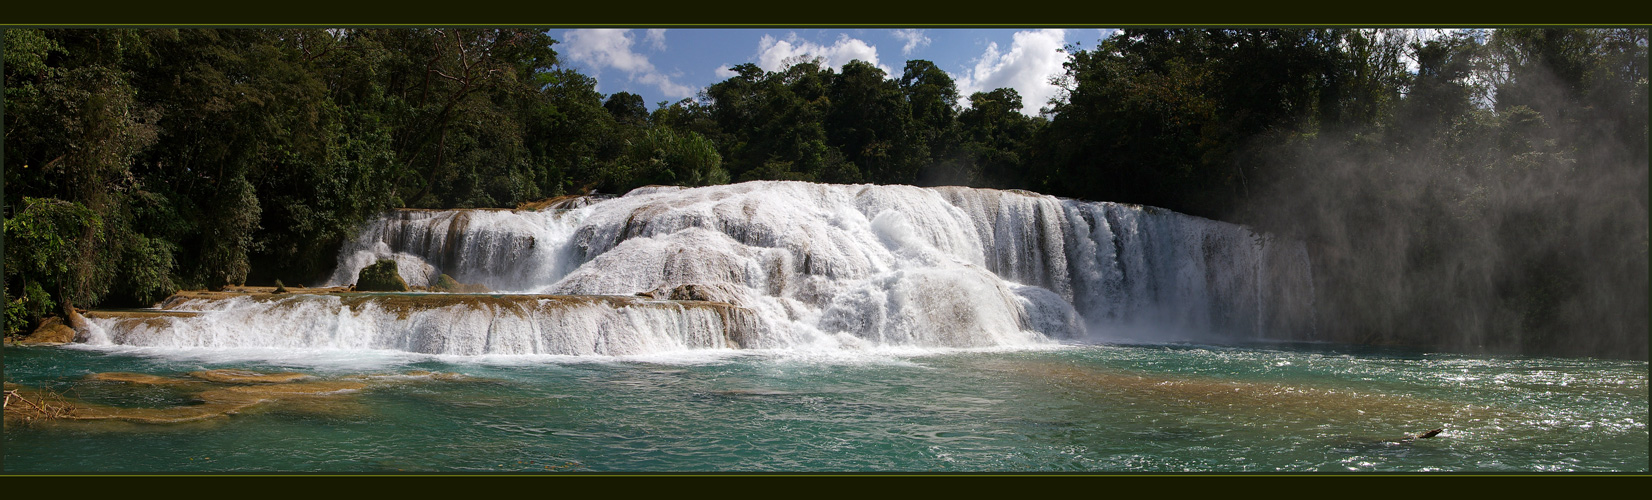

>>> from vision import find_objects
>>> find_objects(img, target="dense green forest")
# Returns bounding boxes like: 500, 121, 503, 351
4, 28, 1646, 358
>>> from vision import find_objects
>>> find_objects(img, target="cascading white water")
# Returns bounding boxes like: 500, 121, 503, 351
325, 209, 583, 290
85, 294, 758, 356
86, 181, 1315, 355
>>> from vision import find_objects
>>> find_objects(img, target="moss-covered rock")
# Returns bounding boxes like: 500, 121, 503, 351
431, 273, 461, 292
640, 283, 737, 303
356, 259, 409, 292
20, 316, 77, 344
429, 273, 489, 293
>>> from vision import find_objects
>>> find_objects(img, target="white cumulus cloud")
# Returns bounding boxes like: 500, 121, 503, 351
714, 64, 739, 79
755, 32, 889, 75
953, 29, 1071, 116
892, 29, 931, 56
562, 29, 696, 99
644, 29, 667, 51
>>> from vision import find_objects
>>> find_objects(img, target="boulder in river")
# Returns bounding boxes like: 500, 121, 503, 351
20, 316, 77, 344
356, 259, 410, 292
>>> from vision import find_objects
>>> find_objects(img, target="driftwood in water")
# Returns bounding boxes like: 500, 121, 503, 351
1388, 428, 1444, 443
3, 388, 78, 421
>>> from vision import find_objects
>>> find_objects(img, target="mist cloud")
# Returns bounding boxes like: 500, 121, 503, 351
1241, 32, 1648, 358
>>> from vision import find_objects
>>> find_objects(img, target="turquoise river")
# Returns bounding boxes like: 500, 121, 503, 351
3, 341, 1646, 472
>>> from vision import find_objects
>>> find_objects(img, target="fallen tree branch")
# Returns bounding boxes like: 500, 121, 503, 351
3, 388, 77, 419
5, 389, 49, 413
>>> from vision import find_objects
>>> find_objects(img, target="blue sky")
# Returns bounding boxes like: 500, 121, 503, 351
554, 29, 1121, 116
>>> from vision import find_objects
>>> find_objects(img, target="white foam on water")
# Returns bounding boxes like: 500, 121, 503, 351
455, 348, 753, 367
61, 343, 428, 372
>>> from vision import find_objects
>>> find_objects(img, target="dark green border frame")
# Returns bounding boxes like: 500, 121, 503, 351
2, 0, 1647, 482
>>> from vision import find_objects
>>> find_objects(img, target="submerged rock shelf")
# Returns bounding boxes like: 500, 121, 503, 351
4, 369, 465, 426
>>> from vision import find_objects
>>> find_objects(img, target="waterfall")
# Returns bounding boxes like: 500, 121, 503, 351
324, 209, 583, 291
88, 181, 1315, 354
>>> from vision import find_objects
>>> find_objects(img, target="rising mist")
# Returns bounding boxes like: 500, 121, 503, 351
1238, 29, 1648, 359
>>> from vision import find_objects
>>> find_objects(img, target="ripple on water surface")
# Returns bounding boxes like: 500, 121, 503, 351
3, 343, 1646, 472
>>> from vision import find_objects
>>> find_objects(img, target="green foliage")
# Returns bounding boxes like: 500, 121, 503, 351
356, 259, 409, 292
902, 60, 965, 185
957, 89, 1042, 188
4, 284, 26, 336
605, 128, 728, 192
273, 279, 288, 294
4, 281, 55, 336
4, 198, 99, 279
2, 29, 63, 109
117, 234, 178, 305
604, 92, 649, 126
3, 197, 110, 312
825, 60, 916, 184
706, 61, 851, 183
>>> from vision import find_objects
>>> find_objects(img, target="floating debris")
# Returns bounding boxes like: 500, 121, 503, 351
4, 386, 79, 422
